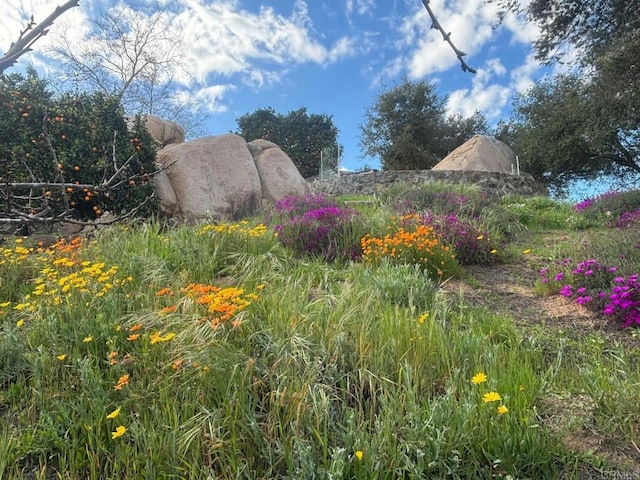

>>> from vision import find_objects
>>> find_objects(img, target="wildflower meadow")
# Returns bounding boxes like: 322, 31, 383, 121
1, 183, 640, 479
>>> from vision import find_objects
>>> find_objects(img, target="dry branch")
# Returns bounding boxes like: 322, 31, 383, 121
0, 0, 80, 74
419, 0, 477, 74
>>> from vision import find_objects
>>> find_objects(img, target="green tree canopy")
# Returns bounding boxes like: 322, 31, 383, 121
495, 0, 640, 63
359, 77, 488, 170
491, 0, 640, 194
498, 73, 640, 196
0, 68, 157, 222
236, 107, 339, 178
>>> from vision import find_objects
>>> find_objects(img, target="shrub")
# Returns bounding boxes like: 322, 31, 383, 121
379, 182, 493, 218
360, 220, 461, 280
417, 211, 500, 265
575, 189, 640, 228
0, 68, 157, 221
271, 197, 365, 262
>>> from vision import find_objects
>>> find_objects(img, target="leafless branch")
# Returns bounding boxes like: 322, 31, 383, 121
419, 0, 477, 74
0, 0, 79, 74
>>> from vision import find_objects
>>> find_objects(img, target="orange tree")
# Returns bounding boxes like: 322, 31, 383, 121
0, 67, 157, 224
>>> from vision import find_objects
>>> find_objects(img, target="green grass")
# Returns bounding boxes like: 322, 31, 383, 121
0, 187, 639, 479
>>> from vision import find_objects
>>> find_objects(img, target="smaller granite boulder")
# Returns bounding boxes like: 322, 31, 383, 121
141, 115, 185, 147
249, 140, 310, 202
246, 139, 281, 159
433, 135, 516, 174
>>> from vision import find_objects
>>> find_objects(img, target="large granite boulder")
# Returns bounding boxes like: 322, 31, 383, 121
156, 134, 262, 222
142, 115, 185, 147
248, 140, 310, 202
433, 135, 516, 174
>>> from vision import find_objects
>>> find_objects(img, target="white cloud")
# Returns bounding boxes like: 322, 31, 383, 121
172, 84, 235, 114
346, 0, 375, 16
446, 50, 546, 123
173, 0, 357, 87
510, 52, 543, 94
446, 60, 511, 120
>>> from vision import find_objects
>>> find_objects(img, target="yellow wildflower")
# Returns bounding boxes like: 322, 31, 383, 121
471, 372, 487, 385
83, 335, 93, 343
111, 425, 127, 439
355, 450, 364, 461
497, 405, 509, 415
16, 319, 25, 328
523, 249, 531, 254
56, 354, 67, 361
483, 391, 502, 403
106, 407, 121, 419
149, 331, 176, 345
417, 313, 429, 324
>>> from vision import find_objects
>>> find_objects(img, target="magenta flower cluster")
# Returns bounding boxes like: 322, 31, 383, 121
274, 193, 338, 217
417, 211, 498, 265
573, 198, 595, 212
270, 194, 363, 262
540, 258, 640, 328
616, 210, 640, 229
604, 275, 640, 327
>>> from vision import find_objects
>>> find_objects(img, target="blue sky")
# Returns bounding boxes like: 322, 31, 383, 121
2, 0, 555, 172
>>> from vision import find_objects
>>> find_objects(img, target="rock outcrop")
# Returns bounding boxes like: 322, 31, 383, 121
433, 135, 517, 174
141, 115, 185, 147
250, 140, 310, 202
156, 134, 262, 222
154, 134, 309, 222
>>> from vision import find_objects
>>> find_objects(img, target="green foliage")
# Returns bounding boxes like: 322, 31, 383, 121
499, 0, 640, 64
494, 0, 640, 196
576, 190, 640, 220
2, 189, 640, 478
236, 107, 339, 178
359, 77, 488, 170
379, 182, 494, 217
0, 68, 157, 221
499, 196, 577, 230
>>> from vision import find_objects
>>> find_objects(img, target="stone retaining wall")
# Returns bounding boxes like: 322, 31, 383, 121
310, 170, 548, 198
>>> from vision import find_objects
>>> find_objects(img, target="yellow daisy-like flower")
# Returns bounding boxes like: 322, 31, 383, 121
497, 405, 509, 415
56, 354, 67, 361
354, 450, 364, 461
471, 372, 487, 385
106, 407, 121, 419
111, 425, 127, 439
83, 335, 93, 343
417, 313, 429, 324
16, 319, 25, 328
523, 249, 531, 254
482, 391, 502, 403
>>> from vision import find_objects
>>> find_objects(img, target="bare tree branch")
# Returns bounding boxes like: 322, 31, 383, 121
0, 0, 79, 74
419, 0, 477, 74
